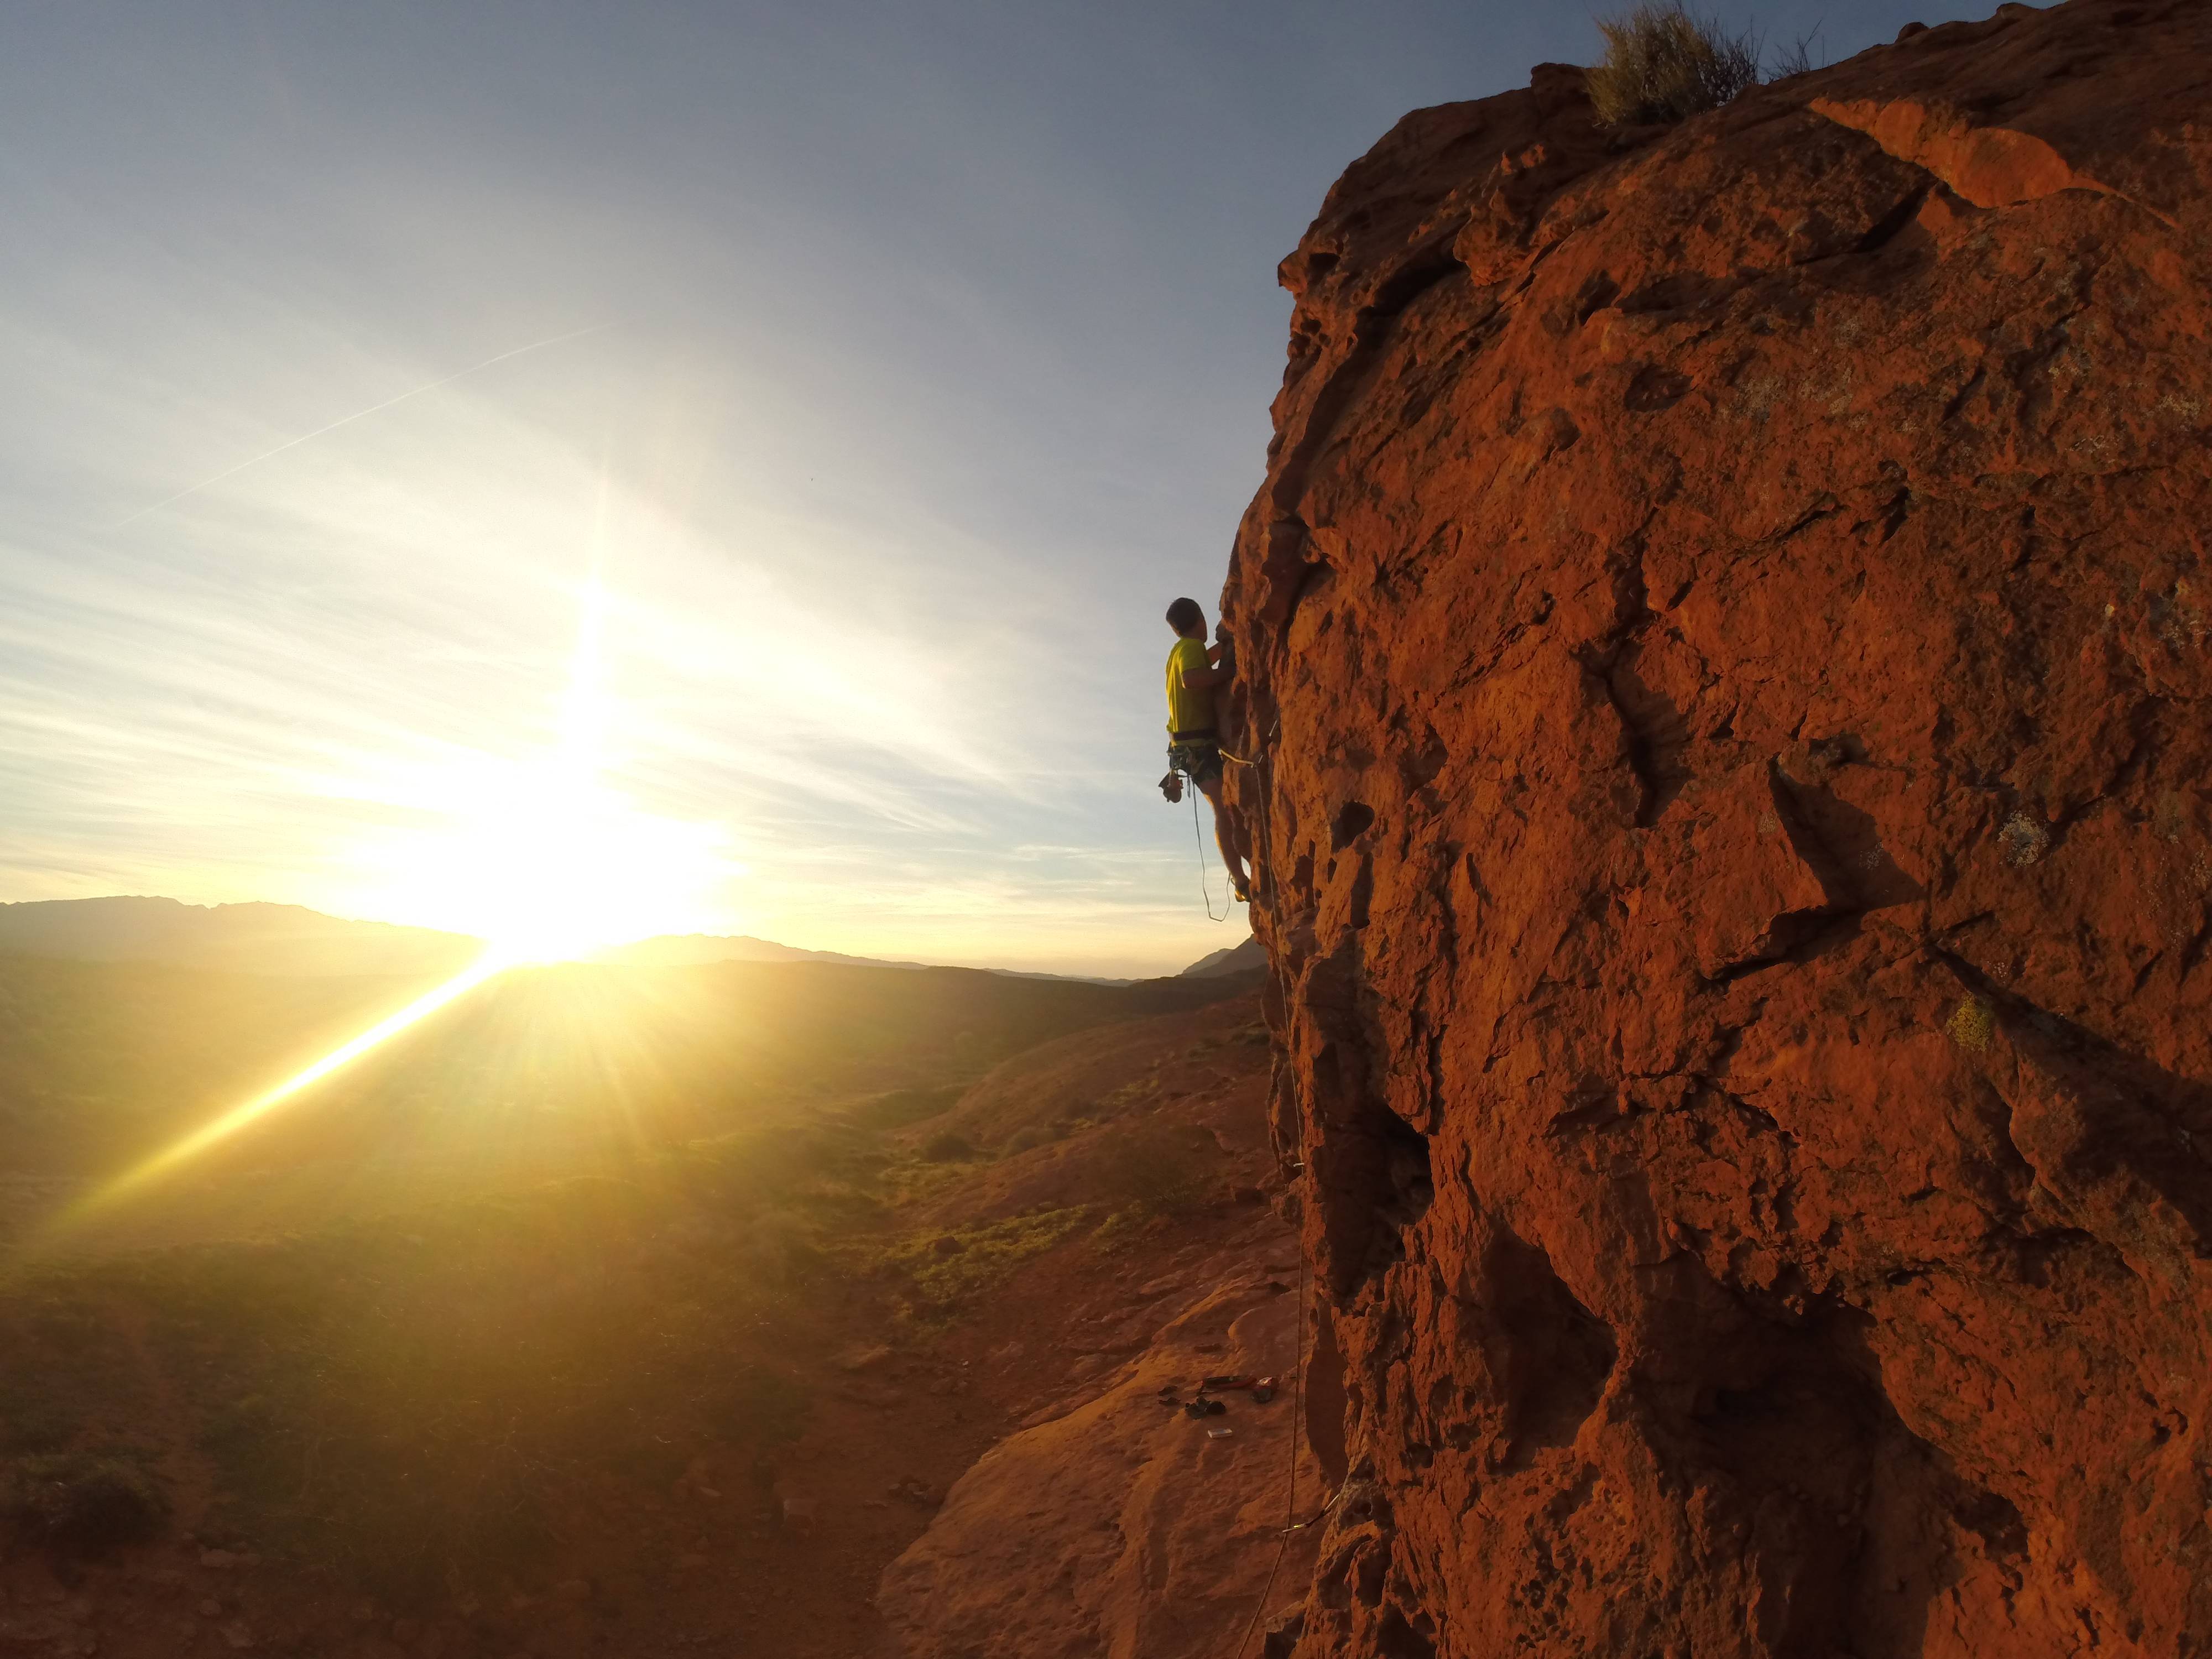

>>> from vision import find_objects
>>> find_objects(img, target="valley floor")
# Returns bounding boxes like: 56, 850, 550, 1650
0, 988, 1317, 1658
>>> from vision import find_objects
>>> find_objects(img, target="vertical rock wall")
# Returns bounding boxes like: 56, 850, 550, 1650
1222, 2, 2212, 1653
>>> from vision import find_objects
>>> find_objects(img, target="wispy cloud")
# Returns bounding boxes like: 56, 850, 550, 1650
106, 324, 621, 530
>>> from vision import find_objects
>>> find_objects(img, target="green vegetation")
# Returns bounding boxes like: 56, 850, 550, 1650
1588, 3, 1759, 127
1184, 1021, 1271, 1055
865, 1208, 1095, 1320
1088, 1204, 1157, 1255
1092, 1118, 1217, 1217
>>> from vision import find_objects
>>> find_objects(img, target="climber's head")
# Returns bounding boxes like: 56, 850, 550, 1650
1166, 597, 1206, 639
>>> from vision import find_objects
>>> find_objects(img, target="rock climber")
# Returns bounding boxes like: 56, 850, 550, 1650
1161, 597, 1254, 903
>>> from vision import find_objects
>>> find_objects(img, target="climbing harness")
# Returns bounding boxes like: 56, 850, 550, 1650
1172, 731, 1270, 924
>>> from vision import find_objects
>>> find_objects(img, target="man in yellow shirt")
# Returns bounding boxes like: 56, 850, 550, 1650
1162, 597, 1253, 902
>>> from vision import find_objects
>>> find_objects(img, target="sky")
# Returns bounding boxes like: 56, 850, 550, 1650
0, 0, 1984, 978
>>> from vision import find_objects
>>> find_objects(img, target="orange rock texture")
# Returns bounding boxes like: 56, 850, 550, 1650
1221, 2, 2212, 1653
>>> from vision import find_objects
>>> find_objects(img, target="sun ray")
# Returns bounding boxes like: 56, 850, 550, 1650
41, 946, 513, 1239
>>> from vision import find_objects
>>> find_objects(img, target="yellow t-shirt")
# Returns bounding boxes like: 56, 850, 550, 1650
1165, 636, 1215, 735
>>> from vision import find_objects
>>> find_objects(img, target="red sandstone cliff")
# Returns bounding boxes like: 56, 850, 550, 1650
1223, 2, 2212, 1653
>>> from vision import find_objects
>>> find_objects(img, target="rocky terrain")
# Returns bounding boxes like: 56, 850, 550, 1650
1220, 1, 2211, 1653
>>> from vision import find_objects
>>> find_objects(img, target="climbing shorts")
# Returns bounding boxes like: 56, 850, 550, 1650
1168, 739, 1224, 789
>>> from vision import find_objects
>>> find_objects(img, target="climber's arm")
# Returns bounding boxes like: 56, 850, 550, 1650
1183, 640, 1234, 691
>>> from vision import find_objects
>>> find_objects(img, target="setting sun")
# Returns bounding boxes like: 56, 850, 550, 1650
366, 565, 738, 964
44, 567, 740, 1227
387, 759, 734, 966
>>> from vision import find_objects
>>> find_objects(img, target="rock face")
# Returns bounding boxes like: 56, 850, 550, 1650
1222, 2, 2212, 1654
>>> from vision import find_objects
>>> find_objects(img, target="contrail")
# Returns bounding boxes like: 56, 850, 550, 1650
108, 322, 615, 531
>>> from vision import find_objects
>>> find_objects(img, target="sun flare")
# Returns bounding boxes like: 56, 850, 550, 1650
58, 950, 508, 1225
42, 555, 739, 1236
363, 559, 737, 964
395, 760, 732, 966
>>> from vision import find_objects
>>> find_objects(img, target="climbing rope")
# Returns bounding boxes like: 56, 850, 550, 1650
1165, 662, 1311, 1653
1230, 1220, 1307, 1659
1192, 778, 1234, 921
1218, 728, 1314, 1659
1183, 735, 1270, 924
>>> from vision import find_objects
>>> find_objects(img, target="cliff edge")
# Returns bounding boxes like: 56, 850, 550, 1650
1223, 1, 2211, 1653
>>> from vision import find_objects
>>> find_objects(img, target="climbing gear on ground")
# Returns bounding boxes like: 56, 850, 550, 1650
1156, 1376, 1277, 1419
1201, 1374, 1277, 1404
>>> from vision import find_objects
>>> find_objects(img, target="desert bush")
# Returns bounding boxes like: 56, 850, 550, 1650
1766, 26, 1824, 80
0, 1373, 81, 1455
999, 1126, 1053, 1157
854, 1083, 965, 1129
1090, 1203, 1158, 1255
1094, 1120, 1213, 1217
876, 1208, 1092, 1316
1587, 3, 1759, 126
921, 1130, 977, 1162
3, 1452, 168, 1551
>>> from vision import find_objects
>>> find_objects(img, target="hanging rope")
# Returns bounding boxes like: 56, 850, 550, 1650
1230, 1214, 1307, 1659
1217, 726, 1321, 1658
1191, 776, 1234, 921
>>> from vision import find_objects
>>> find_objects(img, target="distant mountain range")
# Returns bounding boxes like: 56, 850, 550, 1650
0, 896, 479, 979
1181, 936, 1264, 978
0, 897, 1261, 983
592, 933, 932, 972
598, 933, 1139, 985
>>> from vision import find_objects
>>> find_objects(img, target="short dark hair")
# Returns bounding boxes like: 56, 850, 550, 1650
1165, 597, 1205, 634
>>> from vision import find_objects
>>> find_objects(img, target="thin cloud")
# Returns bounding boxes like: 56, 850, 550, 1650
105, 324, 619, 530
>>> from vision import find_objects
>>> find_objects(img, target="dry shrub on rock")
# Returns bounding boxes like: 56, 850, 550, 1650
3, 1453, 168, 1552
1588, 2, 1758, 126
